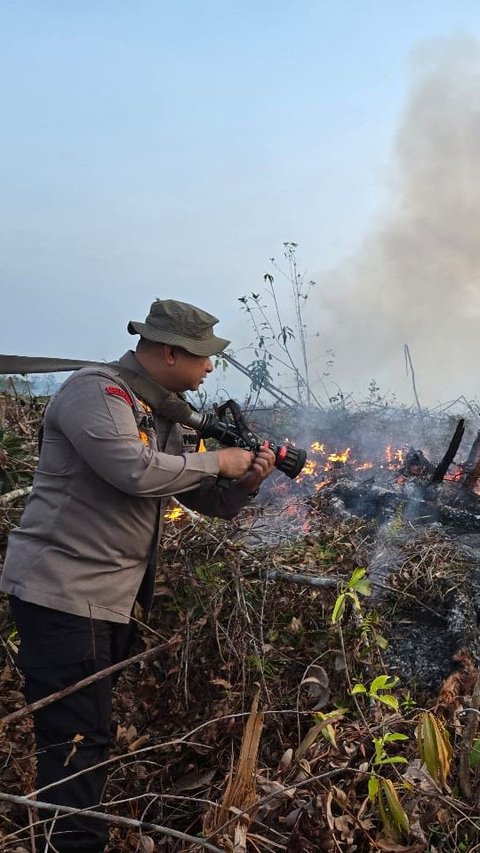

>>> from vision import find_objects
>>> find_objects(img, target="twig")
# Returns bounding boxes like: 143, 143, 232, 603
204, 766, 349, 844
30, 709, 317, 802
404, 343, 422, 413
260, 568, 339, 588
0, 634, 182, 728
0, 486, 33, 505
0, 791, 225, 852
222, 353, 298, 408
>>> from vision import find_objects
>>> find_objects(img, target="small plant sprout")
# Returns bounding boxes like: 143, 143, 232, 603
372, 732, 409, 768
351, 674, 401, 711
331, 567, 371, 624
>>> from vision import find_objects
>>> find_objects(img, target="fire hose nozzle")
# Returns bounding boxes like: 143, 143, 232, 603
185, 403, 307, 480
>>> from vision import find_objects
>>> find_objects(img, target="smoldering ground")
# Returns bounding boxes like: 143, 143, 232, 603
312, 35, 480, 406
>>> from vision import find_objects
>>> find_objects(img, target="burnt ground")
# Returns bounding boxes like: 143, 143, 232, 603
2, 396, 480, 851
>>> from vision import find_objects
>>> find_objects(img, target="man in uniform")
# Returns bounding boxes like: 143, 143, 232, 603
1, 298, 275, 852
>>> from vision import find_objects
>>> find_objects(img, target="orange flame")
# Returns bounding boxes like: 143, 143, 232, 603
445, 467, 463, 482
327, 448, 351, 464
300, 459, 318, 476
384, 445, 405, 468
165, 506, 185, 522
315, 479, 332, 491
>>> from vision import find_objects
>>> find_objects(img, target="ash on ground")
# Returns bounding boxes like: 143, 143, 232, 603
372, 524, 480, 693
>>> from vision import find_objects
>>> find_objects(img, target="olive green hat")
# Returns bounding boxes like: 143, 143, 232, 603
127, 299, 230, 356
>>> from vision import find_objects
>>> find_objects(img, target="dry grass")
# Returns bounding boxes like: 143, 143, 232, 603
1, 394, 480, 851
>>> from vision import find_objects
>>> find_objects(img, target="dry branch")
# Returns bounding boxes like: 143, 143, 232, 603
261, 567, 338, 587
0, 791, 225, 852
0, 486, 33, 505
0, 634, 182, 728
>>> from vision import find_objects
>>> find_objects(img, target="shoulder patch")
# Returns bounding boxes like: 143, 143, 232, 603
105, 385, 134, 407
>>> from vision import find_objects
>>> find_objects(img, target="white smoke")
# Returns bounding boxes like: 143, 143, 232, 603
312, 35, 480, 407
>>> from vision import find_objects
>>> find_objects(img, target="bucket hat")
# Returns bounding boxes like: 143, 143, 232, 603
128, 299, 230, 357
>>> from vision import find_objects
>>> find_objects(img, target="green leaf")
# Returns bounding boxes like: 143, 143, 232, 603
378, 756, 408, 765
351, 684, 367, 695
354, 578, 371, 596
313, 708, 348, 726
382, 778, 410, 835
371, 674, 398, 693
373, 738, 385, 764
331, 593, 346, 624
321, 723, 337, 748
471, 738, 480, 770
418, 711, 452, 789
295, 722, 324, 760
349, 590, 362, 611
377, 694, 399, 711
375, 633, 389, 650
383, 733, 408, 743
347, 567, 367, 588
368, 776, 379, 802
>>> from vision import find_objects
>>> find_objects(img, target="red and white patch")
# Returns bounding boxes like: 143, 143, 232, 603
105, 386, 134, 407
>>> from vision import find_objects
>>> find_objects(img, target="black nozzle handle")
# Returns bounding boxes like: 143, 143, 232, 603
184, 410, 307, 480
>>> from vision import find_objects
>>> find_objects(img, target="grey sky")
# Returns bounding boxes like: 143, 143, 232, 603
1, 2, 480, 405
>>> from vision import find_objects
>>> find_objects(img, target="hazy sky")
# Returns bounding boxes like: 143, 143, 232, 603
1, 1, 480, 405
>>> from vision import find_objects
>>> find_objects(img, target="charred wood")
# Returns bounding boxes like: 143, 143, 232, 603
399, 448, 436, 478
322, 475, 480, 531
461, 429, 480, 492
439, 504, 480, 531
430, 418, 466, 484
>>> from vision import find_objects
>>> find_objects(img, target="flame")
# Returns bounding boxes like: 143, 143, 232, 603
327, 448, 351, 464
445, 467, 463, 482
267, 438, 411, 497
315, 479, 332, 491
165, 506, 185, 522
384, 445, 405, 468
300, 459, 318, 477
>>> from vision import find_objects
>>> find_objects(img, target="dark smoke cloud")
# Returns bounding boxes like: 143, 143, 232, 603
313, 35, 480, 406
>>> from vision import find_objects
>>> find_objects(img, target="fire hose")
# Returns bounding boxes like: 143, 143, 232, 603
186, 399, 307, 480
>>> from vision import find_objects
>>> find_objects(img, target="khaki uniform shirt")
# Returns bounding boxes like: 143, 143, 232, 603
1, 351, 251, 622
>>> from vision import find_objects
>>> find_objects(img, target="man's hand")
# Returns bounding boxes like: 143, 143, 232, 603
239, 445, 276, 495
217, 447, 255, 478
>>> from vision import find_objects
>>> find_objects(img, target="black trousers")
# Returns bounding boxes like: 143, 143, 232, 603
9, 596, 135, 853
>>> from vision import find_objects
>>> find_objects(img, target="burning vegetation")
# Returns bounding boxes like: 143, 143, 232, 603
2, 391, 480, 852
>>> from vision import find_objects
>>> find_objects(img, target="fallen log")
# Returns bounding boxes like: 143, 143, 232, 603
322, 476, 480, 530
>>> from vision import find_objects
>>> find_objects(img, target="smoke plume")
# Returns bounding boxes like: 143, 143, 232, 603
314, 35, 480, 406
